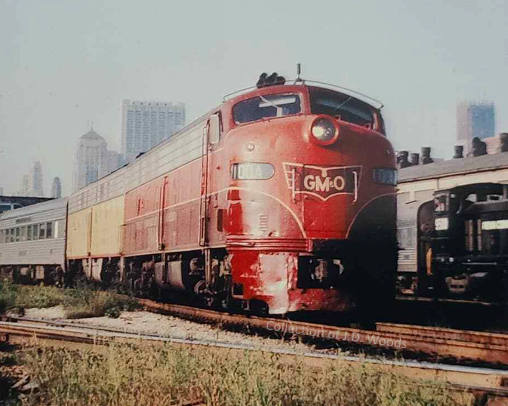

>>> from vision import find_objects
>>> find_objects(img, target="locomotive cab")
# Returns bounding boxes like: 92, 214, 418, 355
430, 183, 508, 300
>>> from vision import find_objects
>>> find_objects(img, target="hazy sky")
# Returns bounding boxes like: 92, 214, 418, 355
1, 0, 507, 196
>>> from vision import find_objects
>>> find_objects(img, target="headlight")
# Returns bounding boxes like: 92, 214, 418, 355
372, 168, 397, 186
310, 116, 339, 145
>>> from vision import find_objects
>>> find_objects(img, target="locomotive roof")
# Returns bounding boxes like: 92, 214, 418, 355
465, 199, 508, 214
0, 197, 67, 221
398, 152, 508, 183
225, 82, 382, 111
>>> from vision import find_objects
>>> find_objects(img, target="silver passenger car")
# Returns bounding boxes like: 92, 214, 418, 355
0, 198, 68, 283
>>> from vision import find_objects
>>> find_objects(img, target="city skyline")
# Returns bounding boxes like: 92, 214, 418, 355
1, 0, 507, 196
18, 160, 44, 197
8, 95, 187, 198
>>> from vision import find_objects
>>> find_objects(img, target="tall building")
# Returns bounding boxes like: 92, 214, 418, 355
121, 100, 186, 163
457, 102, 496, 154
51, 177, 62, 198
18, 175, 29, 196
73, 128, 122, 192
98, 150, 125, 179
29, 161, 44, 196
18, 161, 44, 197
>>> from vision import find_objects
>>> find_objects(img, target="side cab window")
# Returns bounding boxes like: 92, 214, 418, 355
208, 113, 221, 145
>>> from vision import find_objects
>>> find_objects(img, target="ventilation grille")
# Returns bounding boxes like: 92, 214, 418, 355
258, 214, 268, 232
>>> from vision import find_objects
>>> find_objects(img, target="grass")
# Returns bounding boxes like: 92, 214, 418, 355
0, 279, 475, 405
0, 348, 20, 406
0, 278, 139, 319
9, 342, 473, 406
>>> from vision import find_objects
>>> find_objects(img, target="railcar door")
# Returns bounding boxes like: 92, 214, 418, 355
199, 113, 221, 247
158, 176, 168, 250
416, 200, 435, 293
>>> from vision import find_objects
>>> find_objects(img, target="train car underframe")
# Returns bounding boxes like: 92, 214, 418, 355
115, 249, 233, 307
0, 264, 64, 285
67, 257, 122, 288
65, 237, 396, 317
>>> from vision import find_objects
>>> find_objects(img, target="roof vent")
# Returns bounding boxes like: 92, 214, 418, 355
421, 147, 433, 164
471, 137, 487, 157
397, 151, 410, 168
453, 145, 464, 159
410, 153, 420, 166
499, 133, 508, 153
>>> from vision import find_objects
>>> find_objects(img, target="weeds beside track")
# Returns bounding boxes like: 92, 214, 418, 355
0, 325, 477, 406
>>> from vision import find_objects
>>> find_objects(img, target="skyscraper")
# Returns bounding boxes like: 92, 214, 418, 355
29, 161, 43, 197
18, 175, 29, 197
457, 102, 496, 153
73, 128, 122, 191
51, 177, 62, 198
18, 161, 44, 197
98, 150, 125, 179
121, 100, 186, 163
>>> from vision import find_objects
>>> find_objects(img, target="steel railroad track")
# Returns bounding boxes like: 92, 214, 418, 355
136, 299, 508, 367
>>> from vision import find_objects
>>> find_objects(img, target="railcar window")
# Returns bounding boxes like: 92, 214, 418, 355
434, 196, 448, 213
33, 224, 39, 240
0, 230, 4, 244
46, 222, 53, 238
15, 227, 20, 242
39, 223, 46, 239
21, 226, 27, 241
27, 225, 32, 241
233, 93, 301, 124
309, 88, 375, 128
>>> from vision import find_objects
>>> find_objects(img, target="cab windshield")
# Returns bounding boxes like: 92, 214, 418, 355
309, 87, 376, 129
233, 93, 301, 124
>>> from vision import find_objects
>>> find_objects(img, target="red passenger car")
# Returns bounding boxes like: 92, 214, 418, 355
113, 74, 397, 315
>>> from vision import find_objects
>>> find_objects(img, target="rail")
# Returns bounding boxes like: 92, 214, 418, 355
137, 299, 508, 366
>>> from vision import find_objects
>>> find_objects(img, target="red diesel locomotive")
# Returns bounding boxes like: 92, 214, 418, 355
67, 74, 397, 315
